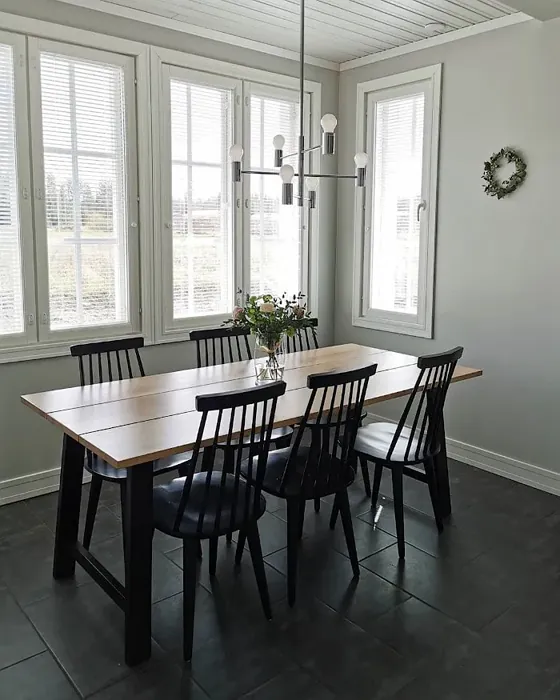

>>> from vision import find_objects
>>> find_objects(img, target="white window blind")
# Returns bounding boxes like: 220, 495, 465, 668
355, 66, 440, 339
249, 92, 302, 298
0, 43, 24, 337
38, 51, 130, 331
169, 77, 233, 320
370, 92, 424, 315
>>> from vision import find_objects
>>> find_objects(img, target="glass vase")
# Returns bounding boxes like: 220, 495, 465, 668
254, 333, 286, 384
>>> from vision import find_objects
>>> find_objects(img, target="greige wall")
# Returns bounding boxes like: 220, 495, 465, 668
336, 18, 560, 474
0, 0, 338, 491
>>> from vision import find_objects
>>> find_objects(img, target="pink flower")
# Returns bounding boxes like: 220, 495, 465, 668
232, 306, 243, 320
259, 302, 275, 313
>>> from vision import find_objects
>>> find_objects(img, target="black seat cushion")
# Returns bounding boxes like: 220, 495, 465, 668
354, 422, 438, 464
153, 472, 266, 538
241, 446, 355, 500
85, 451, 193, 481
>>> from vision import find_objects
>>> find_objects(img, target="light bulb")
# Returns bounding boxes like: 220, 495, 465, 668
306, 177, 319, 192
229, 144, 243, 162
320, 113, 338, 133
273, 134, 285, 149
279, 164, 294, 183
354, 152, 368, 168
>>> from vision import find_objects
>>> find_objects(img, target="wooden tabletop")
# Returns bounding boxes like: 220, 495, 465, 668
22, 343, 482, 469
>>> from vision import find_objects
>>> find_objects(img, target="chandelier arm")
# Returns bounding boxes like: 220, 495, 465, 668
304, 173, 358, 179
282, 144, 322, 161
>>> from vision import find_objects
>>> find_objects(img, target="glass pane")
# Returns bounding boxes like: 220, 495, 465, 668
370, 92, 424, 315
250, 94, 301, 297
40, 52, 129, 330
0, 43, 25, 336
170, 78, 233, 319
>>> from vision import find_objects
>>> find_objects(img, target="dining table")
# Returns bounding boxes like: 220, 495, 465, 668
21, 342, 482, 666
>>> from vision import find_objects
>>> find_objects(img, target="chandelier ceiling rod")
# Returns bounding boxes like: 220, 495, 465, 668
229, 0, 368, 208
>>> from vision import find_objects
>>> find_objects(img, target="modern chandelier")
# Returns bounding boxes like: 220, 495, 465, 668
228, 0, 368, 208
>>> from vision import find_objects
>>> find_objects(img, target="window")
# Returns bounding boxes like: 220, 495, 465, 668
0, 34, 33, 348
0, 18, 320, 360
159, 66, 238, 334
155, 62, 317, 339
29, 40, 139, 340
354, 66, 441, 338
246, 86, 309, 298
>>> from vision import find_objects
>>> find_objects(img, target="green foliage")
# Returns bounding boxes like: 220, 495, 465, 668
225, 291, 313, 349
482, 147, 527, 200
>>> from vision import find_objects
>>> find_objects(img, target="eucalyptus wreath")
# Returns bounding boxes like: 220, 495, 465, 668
482, 147, 527, 200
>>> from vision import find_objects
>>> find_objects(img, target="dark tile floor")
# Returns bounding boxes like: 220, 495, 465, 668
2, 459, 560, 699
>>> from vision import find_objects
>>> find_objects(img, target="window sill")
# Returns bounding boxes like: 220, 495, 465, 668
352, 315, 433, 339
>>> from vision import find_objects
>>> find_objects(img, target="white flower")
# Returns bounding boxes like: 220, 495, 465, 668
259, 302, 275, 313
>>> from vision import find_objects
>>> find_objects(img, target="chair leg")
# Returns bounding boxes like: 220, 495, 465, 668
338, 490, 360, 578
359, 455, 372, 498
298, 500, 306, 540
425, 458, 444, 533
392, 466, 406, 559
329, 500, 339, 530
208, 537, 218, 577
235, 530, 246, 566
314, 497, 321, 513
246, 522, 272, 620
286, 500, 300, 607
82, 474, 102, 550
182, 539, 199, 663
371, 462, 383, 510
224, 449, 235, 545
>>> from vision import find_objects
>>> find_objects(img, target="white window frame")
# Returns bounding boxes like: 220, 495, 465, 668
0, 9, 321, 362
151, 46, 321, 343
353, 65, 441, 339
0, 30, 36, 350
27, 37, 142, 343
158, 64, 241, 336
242, 82, 312, 300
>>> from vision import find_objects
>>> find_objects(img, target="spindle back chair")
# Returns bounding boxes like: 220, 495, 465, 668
285, 318, 319, 353
70, 336, 190, 550
152, 381, 286, 660
70, 336, 145, 385
190, 327, 252, 368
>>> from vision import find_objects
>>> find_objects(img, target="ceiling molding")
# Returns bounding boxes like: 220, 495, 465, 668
54, 0, 340, 70
339, 12, 533, 72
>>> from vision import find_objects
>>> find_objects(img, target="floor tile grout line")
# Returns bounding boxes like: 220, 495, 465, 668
12, 591, 84, 698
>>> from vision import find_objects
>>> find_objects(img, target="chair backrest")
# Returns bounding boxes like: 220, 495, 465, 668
70, 337, 145, 386
173, 381, 286, 535
285, 318, 319, 354
190, 327, 252, 368
281, 362, 378, 499
387, 346, 464, 462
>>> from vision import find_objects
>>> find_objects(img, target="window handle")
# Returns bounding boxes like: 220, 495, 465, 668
417, 200, 427, 222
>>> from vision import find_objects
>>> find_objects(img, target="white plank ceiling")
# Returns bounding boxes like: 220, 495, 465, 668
72, 0, 519, 64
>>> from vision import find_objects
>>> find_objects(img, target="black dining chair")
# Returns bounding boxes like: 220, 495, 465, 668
332, 347, 464, 559
152, 380, 286, 662
285, 318, 319, 353
190, 326, 252, 367
235, 362, 378, 606
70, 337, 193, 549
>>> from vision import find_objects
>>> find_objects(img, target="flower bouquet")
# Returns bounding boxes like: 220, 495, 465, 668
225, 292, 313, 384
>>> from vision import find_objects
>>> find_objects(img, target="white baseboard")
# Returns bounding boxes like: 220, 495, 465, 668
0, 467, 91, 506
366, 412, 560, 498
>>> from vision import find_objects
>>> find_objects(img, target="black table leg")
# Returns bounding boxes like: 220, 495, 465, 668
434, 412, 452, 519
53, 434, 85, 579
124, 462, 153, 666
